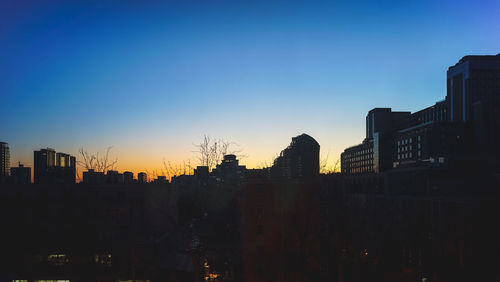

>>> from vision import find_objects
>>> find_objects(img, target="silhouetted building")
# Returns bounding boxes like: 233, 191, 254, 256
10, 163, 31, 184
271, 134, 320, 179
154, 175, 168, 184
194, 166, 209, 180
106, 170, 124, 184
138, 172, 147, 183
123, 171, 134, 184
83, 169, 105, 184
0, 142, 10, 181
342, 54, 500, 173
447, 54, 500, 165
34, 148, 76, 184
342, 109, 410, 174
212, 154, 246, 182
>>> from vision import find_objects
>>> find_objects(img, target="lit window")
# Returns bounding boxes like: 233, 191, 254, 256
94, 254, 112, 267
47, 254, 69, 266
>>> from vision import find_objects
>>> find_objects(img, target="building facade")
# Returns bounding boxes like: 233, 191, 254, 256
447, 54, 500, 165
0, 142, 10, 181
10, 163, 31, 184
342, 54, 500, 174
271, 133, 320, 179
34, 148, 76, 184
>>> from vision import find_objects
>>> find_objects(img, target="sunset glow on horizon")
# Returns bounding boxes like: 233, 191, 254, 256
2, 0, 500, 180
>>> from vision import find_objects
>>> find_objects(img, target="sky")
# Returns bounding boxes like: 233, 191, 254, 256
1, 0, 500, 179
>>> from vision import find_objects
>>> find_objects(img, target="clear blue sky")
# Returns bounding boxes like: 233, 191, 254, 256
1, 0, 500, 174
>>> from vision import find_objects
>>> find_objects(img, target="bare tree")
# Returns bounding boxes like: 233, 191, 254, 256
77, 146, 118, 173
332, 158, 340, 173
163, 159, 193, 180
193, 135, 242, 170
320, 151, 331, 174
320, 151, 341, 174
255, 153, 280, 169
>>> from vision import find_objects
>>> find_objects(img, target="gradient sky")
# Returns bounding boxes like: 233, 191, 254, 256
1, 0, 500, 178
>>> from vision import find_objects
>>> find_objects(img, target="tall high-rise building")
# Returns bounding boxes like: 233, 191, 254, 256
447, 54, 500, 164
34, 148, 76, 184
271, 134, 320, 179
0, 142, 10, 181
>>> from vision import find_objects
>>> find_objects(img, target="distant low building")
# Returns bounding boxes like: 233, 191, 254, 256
83, 169, 105, 184
138, 172, 147, 183
123, 171, 134, 184
154, 175, 168, 184
106, 170, 124, 184
10, 163, 31, 184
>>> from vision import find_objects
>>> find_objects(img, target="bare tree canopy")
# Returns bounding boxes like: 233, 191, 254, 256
320, 151, 340, 174
193, 135, 243, 170
162, 159, 193, 180
77, 146, 118, 173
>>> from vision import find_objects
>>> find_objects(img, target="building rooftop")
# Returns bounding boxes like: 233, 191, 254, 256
449, 53, 500, 70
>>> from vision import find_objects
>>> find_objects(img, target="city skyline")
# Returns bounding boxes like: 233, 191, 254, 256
2, 0, 500, 178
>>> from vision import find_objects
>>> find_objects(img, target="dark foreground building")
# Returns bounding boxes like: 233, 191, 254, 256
10, 163, 31, 184
0, 182, 184, 281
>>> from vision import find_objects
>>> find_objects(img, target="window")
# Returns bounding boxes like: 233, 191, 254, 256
256, 184, 264, 195
256, 206, 264, 219
256, 224, 264, 235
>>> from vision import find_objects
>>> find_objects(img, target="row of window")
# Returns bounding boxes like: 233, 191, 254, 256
397, 136, 421, 146
397, 151, 422, 160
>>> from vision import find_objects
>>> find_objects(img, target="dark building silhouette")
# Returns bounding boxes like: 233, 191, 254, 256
105, 170, 124, 184
447, 54, 500, 165
0, 182, 178, 281
34, 148, 76, 184
10, 163, 31, 184
138, 172, 147, 183
83, 169, 105, 184
123, 171, 134, 183
342, 109, 411, 174
84, 170, 139, 185
0, 142, 10, 181
271, 133, 320, 179
212, 154, 246, 183
342, 54, 500, 174
194, 166, 209, 179
154, 175, 168, 184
